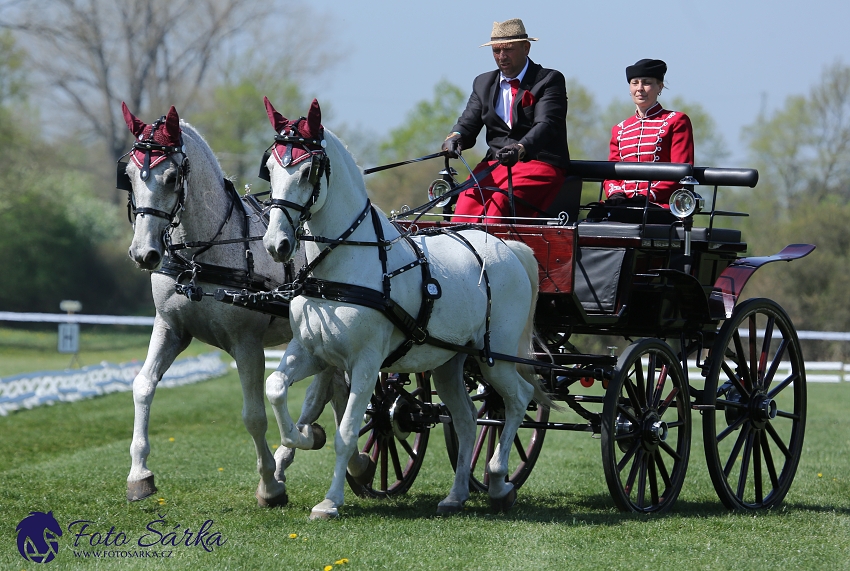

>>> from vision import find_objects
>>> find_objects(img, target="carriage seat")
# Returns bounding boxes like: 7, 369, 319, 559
543, 175, 583, 223
577, 221, 742, 244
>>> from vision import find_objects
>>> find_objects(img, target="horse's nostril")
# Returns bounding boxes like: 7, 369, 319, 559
143, 250, 161, 266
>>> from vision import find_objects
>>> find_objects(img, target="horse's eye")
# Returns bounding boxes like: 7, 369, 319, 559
165, 171, 177, 185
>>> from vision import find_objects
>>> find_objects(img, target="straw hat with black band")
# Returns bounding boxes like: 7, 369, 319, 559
480, 18, 538, 47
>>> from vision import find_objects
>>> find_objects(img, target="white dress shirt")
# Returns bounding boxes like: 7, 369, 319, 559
495, 59, 530, 127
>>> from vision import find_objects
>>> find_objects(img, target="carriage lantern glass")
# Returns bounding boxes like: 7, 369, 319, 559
428, 179, 453, 207
669, 188, 704, 219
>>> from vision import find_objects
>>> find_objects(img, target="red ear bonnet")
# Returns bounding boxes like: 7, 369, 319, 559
264, 97, 325, 168
122, 103, 183, 170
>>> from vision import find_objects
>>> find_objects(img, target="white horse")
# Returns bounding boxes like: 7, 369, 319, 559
261, 98, 553, 519
121, 103, 347, 507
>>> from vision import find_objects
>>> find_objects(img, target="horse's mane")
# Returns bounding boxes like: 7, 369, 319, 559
323, 128, 367, 199
178, 119, 226, 182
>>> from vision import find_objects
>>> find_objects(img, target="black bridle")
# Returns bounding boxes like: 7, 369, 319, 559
259, 121, 331, 234
117, 115, 190, 227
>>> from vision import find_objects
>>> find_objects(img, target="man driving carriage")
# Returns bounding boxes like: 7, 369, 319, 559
441, 18, 570, 223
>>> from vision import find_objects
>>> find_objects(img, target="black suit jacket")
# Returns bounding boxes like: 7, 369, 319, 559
452, 59, 570, 169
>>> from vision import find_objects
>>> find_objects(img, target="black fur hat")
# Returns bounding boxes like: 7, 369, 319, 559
626, 59, 667, 82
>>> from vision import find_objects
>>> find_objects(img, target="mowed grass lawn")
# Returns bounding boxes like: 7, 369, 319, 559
1, 328, 849, 570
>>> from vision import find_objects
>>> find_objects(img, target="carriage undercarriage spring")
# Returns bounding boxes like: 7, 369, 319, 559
215, 158, 814, 514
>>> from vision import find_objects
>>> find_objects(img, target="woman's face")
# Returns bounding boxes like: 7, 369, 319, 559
630, 77, 663, 112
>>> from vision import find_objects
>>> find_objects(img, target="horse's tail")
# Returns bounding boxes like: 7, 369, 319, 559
502, 240, 560, 411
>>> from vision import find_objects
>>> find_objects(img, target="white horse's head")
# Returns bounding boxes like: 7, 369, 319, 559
121, 103, 189, 270
261, 97, 334, 262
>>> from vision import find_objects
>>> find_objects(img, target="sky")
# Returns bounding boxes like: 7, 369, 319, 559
303, 0, 850, 165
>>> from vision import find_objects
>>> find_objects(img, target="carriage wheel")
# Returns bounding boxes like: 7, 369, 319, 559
444, 382, 549, 492
601, 339, 691, 513
345, 372, 432, 498
702, 298, 807, 510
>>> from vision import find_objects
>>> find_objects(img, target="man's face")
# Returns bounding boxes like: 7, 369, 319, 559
491, 41, 530, 78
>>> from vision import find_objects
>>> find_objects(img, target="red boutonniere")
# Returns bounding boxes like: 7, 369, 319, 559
520, 91, 535, 108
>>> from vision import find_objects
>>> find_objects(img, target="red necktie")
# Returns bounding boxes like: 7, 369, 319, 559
509, 79, 520, 124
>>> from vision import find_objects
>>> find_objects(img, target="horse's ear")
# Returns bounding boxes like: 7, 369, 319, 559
264, 96, 287, 132
164, 106, 181, 143
122, 102, 147, 137
306, 99, 322, 133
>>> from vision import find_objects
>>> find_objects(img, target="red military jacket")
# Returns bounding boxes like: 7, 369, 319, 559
604, 102, 694, 207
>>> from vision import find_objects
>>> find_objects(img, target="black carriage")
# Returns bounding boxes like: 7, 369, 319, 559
332, 160, 814, 514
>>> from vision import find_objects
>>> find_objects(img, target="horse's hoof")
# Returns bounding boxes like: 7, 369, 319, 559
309, 499, 339, 520
257, 490, 289, 508
436, 500, 466, 516
349, 455, 377, 487
489, 487, 517, 513
310, 424, 326, 450
127, 475, 157, 502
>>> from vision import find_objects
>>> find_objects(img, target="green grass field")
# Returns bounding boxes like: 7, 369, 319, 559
1, 328, 849, 570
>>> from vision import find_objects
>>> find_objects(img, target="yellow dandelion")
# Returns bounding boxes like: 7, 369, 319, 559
818, 473, 823, 478
218, 467, 224, 472
273, 443, 279, 449
169, 437, 175, 442
324, 566, 333, 571
335, 558, 349, 565
157, 498, 166, 505
289, 533, 298, 539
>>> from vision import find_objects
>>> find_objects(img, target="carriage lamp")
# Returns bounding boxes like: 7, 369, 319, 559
428, 178, 453, 207
669, 188, 704, 219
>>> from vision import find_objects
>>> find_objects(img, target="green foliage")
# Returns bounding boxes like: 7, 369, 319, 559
368, 80, 470, 212
190, 59, 310, 188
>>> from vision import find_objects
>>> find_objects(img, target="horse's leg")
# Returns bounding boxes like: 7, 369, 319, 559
274, 367, 349, 480
127, 319, 190, 501
431, 354, 477, 515
310, 358, 379, 520
265, 341, 325, 452
229, 342, 290, 508
480, 362, 536, 509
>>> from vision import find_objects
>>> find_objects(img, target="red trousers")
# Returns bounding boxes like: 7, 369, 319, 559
451, 160, 566, 224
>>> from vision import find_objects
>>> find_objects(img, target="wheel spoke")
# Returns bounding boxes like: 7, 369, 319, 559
748, 314, 758, 392
651, 362, 669, 409
617, 402, 640, 425
753, 430, 764, 504
723, 423, 750, 477
654, 451, 672, 489
721, 360, 750, 399
757, 316, 776, 390
765, 421, 792, 459
657, 386, 680, 416
762, 338, 789, 392
647, 453, 660, 506
659, 440, 682, 462
359, 418, 376, 438
380, 440, 389, 490
398, 436, 415, 459
716, 412, 749, 444
636, 452, 649, 507
388, 438, 404, 482
624, 378, 642, 411
617, 438, 641, 474
768, 372, 798, 400
513, 433, 528, 463
732, 330, 753, 393
470, 425, 489, 473
775, 409, 801, 420
716, 398, 747, 410
761, 433, 780, 490
634, 362, 647, 408
736, 428, 756, 499
645, 354, 657, 405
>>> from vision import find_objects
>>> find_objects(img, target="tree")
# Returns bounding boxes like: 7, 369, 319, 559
2, 0, 340, 201
743, 60, 850, 206
190, 57, 310, 188
368, 80, 470, 212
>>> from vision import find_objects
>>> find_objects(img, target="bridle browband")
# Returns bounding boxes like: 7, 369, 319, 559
259, 119, 331, 233
117, 115, 191, 226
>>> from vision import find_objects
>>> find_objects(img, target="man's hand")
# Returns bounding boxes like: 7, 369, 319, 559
441, 133, 462, 158
496, 143, 525, 167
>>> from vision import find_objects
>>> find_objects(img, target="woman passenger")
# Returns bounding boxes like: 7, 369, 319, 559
603, 59, 694, 209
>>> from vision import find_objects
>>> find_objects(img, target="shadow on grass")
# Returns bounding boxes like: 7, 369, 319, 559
338, 490, 843, 524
